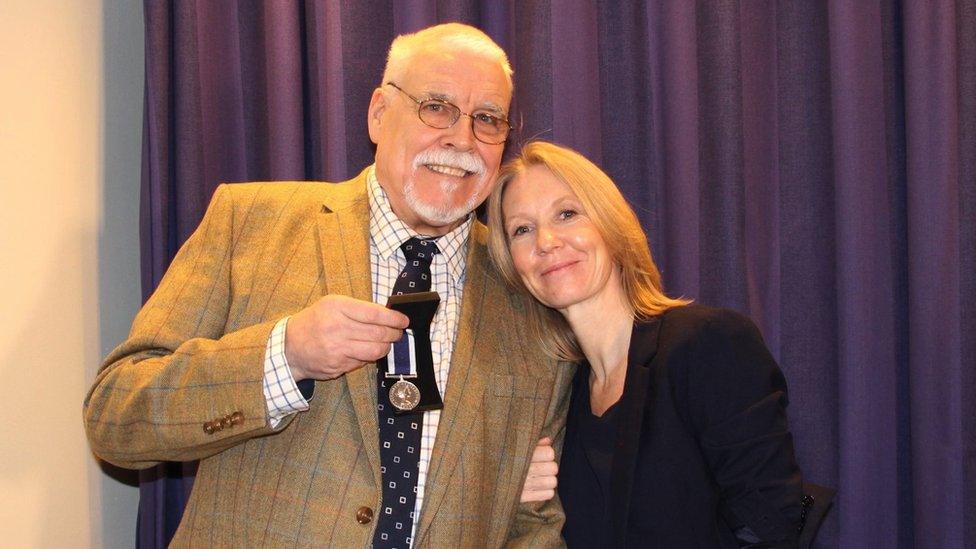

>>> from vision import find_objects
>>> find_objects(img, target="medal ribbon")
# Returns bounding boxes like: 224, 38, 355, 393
387, 329, 418, 377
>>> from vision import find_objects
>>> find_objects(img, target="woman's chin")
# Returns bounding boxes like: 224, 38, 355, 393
538, 292, 582, 313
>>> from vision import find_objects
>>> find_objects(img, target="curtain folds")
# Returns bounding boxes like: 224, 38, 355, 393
138, 1, 975, 547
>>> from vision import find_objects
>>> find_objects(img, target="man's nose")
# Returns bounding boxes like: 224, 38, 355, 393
442, 115, 476, 151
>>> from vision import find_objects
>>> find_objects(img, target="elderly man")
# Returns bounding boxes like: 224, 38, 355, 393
85, 23, 570, 548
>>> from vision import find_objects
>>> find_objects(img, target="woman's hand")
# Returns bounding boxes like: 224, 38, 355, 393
520, 437, 559, 503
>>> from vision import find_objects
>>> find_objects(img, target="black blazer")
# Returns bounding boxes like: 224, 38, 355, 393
560, 305, 803, 548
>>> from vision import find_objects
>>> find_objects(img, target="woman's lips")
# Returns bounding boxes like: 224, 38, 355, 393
541, 260, 579, 277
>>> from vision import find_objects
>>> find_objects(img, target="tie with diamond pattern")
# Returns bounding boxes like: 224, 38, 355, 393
373, 237, 439, 549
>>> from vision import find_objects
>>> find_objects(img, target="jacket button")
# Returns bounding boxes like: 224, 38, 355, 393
203, 422, 215, 434
356, 506, 374, 524
230, 411, 244, 425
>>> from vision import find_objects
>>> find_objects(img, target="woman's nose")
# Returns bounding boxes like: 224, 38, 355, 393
536, 226, 561, 253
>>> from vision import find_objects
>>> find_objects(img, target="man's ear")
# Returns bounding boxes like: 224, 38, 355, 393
367, 88, 387, 145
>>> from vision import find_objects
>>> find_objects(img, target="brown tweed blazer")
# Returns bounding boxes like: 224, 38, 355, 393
84, 169, 574, 548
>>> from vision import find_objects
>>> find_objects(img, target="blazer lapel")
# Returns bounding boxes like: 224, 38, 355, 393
610, 317, 661, 547
315, 177, 382, 485
412, 224, 493, 542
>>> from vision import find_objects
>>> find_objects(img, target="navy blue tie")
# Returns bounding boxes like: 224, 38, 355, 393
374, 237, 439, 549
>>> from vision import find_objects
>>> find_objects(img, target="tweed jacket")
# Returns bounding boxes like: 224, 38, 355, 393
84, 169, 574, 547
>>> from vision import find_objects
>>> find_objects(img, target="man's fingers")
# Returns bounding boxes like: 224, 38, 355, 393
345, 322, 404, 345
342, 340, 396, 364
306, 340, 388, 378
341, 299, 409, 328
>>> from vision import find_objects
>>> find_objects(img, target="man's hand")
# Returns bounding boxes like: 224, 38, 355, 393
520, 437, 558, 503
285, 294, 409, 381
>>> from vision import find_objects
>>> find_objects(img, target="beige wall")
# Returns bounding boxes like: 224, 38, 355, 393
0, 1, 143, 547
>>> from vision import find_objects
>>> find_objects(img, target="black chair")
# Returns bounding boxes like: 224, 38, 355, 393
798, 482, 836, 549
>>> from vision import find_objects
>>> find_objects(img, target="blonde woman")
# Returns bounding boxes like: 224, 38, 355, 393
488, 141, 805, 547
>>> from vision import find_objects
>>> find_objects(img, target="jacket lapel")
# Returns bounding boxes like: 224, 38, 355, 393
414, 223, 513, 542
610, 317, 662, 547
315, 175, 382, 485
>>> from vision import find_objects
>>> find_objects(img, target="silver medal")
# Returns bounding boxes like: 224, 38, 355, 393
389, 377, 421, 411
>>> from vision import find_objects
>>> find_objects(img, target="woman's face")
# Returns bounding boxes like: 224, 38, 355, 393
501, 165, 619, 313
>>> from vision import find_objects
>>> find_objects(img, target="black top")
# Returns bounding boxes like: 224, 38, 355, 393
558, 305, 803, 548
561, 375, 621, 548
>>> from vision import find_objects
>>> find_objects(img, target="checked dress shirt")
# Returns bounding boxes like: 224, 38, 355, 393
261, 166, 470, 545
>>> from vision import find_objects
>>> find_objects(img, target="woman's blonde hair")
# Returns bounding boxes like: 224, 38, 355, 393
487, 141, 690, 361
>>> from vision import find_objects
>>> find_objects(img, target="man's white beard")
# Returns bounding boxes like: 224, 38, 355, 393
406, 148, 489, 227
404, 177, 483, 226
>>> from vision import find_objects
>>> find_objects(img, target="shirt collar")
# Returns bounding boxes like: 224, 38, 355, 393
367, 165, 471, 283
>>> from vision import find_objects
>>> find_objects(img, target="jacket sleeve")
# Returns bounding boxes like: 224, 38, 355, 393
675, 309, 803, 547
503, 364, 575, 549
83, 184, 287, 470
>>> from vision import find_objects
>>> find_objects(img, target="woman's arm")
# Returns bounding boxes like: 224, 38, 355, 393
676, 308, 803, 546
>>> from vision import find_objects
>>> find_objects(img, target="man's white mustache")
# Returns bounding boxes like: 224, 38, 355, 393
413, 149, 486, 175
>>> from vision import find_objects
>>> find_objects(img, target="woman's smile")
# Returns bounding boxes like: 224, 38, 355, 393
501, 165, 620, 314
540, 259, 581, 277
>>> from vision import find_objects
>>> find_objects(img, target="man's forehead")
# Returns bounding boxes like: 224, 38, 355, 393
418, 83, 510, 112
402, 51, 511, 104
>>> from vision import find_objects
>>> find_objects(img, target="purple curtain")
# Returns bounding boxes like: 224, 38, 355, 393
138, 1, 975, 547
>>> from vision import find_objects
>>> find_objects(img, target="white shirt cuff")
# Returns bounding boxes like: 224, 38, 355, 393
263, 316, 310, 428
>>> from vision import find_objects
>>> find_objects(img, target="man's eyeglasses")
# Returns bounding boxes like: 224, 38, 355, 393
385, 82, 511, 145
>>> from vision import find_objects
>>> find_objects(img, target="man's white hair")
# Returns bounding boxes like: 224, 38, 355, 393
381, 23, 513, 89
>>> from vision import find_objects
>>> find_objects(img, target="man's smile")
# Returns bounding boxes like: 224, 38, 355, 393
424, 163, 471, 177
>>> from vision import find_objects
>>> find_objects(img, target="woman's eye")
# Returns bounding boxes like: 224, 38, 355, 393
511, 226, 529, 237
559, 209, 577, 220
